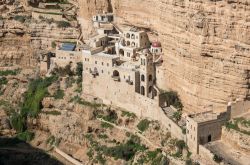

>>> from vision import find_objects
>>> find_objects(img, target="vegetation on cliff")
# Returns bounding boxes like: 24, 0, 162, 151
10, 76, 58, 141
160, 90, 183, 110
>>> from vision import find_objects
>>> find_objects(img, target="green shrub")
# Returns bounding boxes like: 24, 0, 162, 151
76, 62, 83, 77
13, 15, 26, 23
51, 41, 56, 48
46, 135, 55, 145
213, 154, 223, 163
146, 149, 161, 161
16, 131, 34, 142
173, 111, 182, 121
101, 109, 118, 123
10, 112, 26, 133
98, 133, 108, 139
176, 140, 186, 151
42, 110, 61, 116
172, 151, 182, 158
56, 21, 71, 28
121, 111, 136, 118
101, 122, 113, 129
161, 90, 183, 110
95, 153, 106, 165
87, 148, 94, 159
0, 69, 20, 76
0, 77, 8, 86
54, 89, 64, 99
52, 64, 74, 77
137, 119, 150, 132
102, 136, 147, 161
22, 76, 58, 117
71, 95, 103, 108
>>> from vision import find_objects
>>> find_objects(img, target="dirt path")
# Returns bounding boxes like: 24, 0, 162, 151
97, 118, 185, 165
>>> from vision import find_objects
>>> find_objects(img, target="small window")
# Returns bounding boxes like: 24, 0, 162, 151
107, 63, 109, 66
102, 62, 104, 65
102, 70, 103, 73
127, 52, 130, 57
95, 61, 97, 64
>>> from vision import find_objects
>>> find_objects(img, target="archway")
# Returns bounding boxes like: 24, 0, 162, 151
119, 49, 124, 56
113, 70, 120, 77
141, 74, 145, 82
126, 41, 130, 46
131, 34, 135, 39
126, 33, 130, 38
141, 86, 145, 95
149, 75, 152, 82
149, 86, 153, 93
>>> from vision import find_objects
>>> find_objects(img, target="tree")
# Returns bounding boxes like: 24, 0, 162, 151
76, 62, 83, 77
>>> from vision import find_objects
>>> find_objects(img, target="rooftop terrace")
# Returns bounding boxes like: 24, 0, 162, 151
188, 111, 220, 123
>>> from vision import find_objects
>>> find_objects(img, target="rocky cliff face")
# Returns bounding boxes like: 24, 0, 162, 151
79, 0, 250, 112
0, 1, 80, 68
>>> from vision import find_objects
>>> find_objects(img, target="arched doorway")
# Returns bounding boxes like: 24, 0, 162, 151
141, 86, 145, 95
126, 33, 130, 38
131, 34, 135, 39
126, 41, 130, 46
149, 75, 152, 82
119, 49, 124, 56
141, 74, 145, 82
113, 70, 119, 77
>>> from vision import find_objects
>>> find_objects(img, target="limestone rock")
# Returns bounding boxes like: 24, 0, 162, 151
42, 97, 55, 108
78, 0, 250, 112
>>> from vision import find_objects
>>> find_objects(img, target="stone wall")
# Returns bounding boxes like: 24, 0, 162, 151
83, 71, 185, 140
78, 0, 250, 113
228, 100, 250, 118
32, 12, 65, 21
221, 127, 250, 154
198, 145, 216, 165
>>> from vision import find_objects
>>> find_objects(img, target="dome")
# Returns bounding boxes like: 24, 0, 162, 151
151, 41, 161, 47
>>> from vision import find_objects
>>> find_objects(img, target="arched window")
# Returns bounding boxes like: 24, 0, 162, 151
126, 33, 130, 38
141, 86, 145, 95
131, 42, 135, 47
141, 74, 145, 82
119, 49, 124, 56
149, 86, 153, 93
126, 41, 130, 46
131, 34, 135, 39
149, 75, 152, 82
113, 70, 119, 77
154, 89, 157, 96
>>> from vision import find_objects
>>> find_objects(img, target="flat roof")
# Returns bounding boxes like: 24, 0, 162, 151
188, 111, 219, 123
93, 52, 119, 59
59, 43, 76, 51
